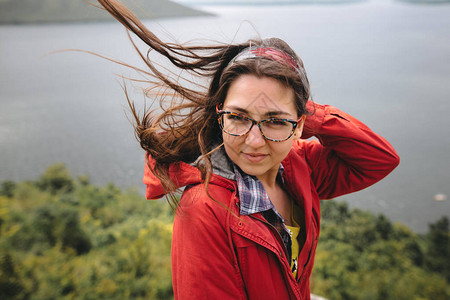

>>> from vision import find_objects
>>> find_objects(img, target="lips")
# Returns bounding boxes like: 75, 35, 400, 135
242, 152, 268, 163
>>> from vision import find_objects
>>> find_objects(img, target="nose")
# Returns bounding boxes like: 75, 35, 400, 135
245, 124, 266, 147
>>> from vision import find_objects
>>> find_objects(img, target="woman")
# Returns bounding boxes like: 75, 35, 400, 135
97, 1, 400, 299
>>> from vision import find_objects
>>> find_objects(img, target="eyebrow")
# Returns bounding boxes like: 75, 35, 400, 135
224, 105, 294, 118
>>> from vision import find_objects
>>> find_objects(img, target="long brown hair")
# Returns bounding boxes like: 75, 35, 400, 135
96, 0, 311, 207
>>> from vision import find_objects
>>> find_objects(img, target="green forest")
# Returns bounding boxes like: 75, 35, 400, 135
1, 164, 448, 299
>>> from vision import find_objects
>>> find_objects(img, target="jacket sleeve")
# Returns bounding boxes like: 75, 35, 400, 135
300, 101, 400, 200
171, 184, 247, 300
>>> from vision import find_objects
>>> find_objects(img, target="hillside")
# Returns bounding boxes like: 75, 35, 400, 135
0, 0, 211, 24
0, 163, 449, 299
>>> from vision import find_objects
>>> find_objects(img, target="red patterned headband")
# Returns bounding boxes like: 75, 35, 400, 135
228, 46, 304, 75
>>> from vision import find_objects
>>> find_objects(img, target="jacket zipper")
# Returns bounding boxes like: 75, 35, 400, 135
249, 212, 316, 283
246, 212, 315, 300
247, 214, 290, 263
236, 202, 316, 284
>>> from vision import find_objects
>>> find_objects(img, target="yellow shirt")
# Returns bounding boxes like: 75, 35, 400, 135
285, 203, 301, 278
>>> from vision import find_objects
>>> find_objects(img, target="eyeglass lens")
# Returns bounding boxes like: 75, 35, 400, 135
221, 113, 294, 140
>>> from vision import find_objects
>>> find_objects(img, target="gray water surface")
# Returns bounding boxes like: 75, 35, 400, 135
1, 1, 449, 232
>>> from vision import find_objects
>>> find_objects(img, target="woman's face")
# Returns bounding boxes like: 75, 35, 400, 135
221, 74, 304, 185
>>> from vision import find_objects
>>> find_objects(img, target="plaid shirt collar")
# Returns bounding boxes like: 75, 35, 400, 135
233, 163, 285, 216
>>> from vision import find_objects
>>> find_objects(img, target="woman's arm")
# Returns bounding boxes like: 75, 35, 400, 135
301, 101, 400, 200
171, 184, 247, 300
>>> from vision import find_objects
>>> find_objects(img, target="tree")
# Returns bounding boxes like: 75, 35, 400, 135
60, 209, 92, 255
425, 216, 450, 280
375, 214, 393, 240
0, 181, 16, 198
37, 163, 74, 194
0, 253, 26, 299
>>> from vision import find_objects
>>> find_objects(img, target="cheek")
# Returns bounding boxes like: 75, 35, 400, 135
223, 134, 242, 157
273, 140, 295, 158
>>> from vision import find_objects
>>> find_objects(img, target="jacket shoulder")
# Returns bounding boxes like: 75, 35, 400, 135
283, 139, 318, 172
178, 183, 235, 224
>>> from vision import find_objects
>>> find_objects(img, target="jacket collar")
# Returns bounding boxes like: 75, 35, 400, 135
144, 145, 237, 199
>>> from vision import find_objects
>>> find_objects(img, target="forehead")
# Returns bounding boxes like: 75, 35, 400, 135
223, 75, 296, 117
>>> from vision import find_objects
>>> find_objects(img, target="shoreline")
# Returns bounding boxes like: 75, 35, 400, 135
0, 0, 212, 25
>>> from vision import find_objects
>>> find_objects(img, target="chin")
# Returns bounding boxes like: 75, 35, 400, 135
238, 164, 267, 177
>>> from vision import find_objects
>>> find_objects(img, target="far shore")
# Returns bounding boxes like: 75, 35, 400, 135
0, 0, 212, 25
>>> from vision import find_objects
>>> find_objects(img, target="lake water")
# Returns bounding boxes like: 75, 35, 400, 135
1, 0, 449, 232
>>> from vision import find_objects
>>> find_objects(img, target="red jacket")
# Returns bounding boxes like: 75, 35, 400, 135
144, 103, 400, 300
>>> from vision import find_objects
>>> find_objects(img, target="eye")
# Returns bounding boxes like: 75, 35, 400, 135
226, 113, 247, 123
266, 118, 289, 127
228, 114, 243, 120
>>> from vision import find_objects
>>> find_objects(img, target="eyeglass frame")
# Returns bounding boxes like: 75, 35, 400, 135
216, 105, 303, 142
